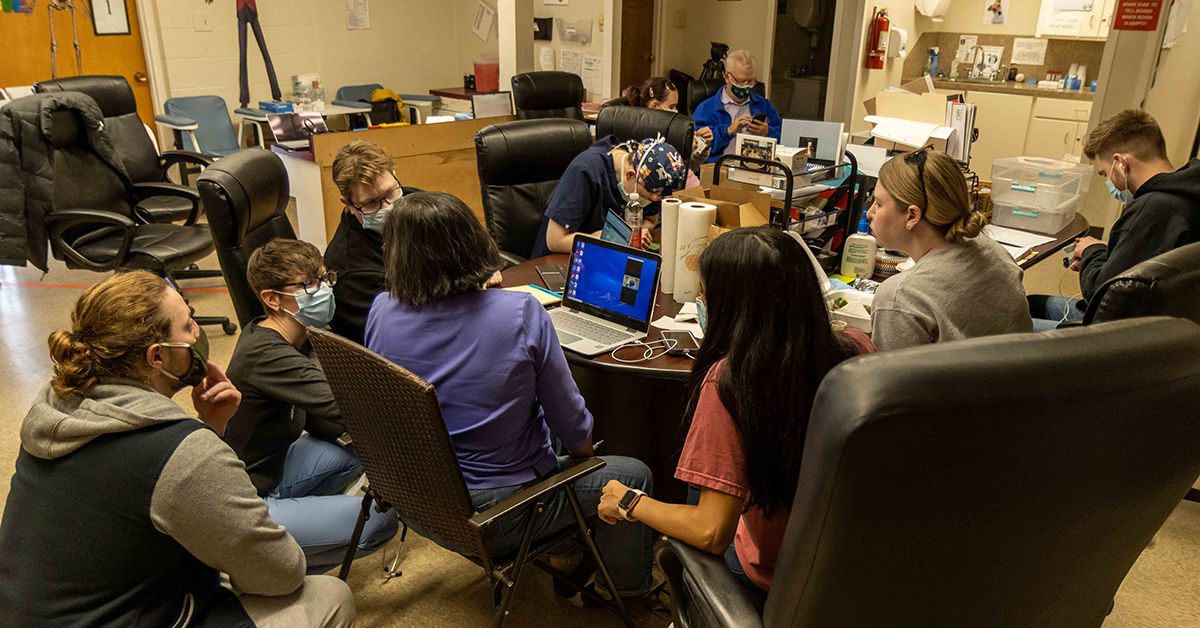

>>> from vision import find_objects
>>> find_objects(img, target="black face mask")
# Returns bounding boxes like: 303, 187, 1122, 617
157, 327, 209, 387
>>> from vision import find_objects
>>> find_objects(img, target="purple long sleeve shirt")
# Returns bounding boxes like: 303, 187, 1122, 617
365, 289, 593, 490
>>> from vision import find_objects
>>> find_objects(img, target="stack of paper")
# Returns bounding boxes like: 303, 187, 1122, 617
982, 224, 1056, 260
505, 284, 562, 306
944, 102, 977, 162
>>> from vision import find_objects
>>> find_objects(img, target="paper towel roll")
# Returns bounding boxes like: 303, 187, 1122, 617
674, 202, 717, 304
660, 198, 682, 294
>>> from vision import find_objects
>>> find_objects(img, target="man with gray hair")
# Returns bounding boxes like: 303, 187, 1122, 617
691, 49, 782, 162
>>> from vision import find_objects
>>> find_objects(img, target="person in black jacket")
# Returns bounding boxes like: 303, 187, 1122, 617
1029, 110, 1200, 330
225, 238, 398, 572
323, 140, 422, 345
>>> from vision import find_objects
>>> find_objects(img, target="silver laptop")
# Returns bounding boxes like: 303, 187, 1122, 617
551, 235, 662, 356
267, 111, 327, 150
471, 91, 514, 119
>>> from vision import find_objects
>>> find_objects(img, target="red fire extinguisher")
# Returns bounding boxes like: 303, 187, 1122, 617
866, 7, 890, 70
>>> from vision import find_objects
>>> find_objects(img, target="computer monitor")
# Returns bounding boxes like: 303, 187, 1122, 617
780, 119, 845, 165
471, 91, 514, 119
563, 236, 661, 331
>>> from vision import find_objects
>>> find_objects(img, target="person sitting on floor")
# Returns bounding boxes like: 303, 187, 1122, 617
0, 270, 355, 628
366, 191, 657, 600
1029, 109, 1200, 329
867, 147, 1032, 350
225, 237, 399, 573
598, 227, 874, 593
532, 135, 686, 257
324, 139, 423, 345
690, 49, 782, 163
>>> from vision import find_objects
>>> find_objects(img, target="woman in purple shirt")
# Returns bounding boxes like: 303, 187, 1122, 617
365, 191, 655, 598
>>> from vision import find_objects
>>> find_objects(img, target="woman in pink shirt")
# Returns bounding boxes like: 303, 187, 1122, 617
598, 227, 874, 592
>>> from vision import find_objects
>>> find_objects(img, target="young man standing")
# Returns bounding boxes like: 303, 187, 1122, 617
1030, 110, 1200, 329
323, 140, 422, 345
691, 50, 782, 163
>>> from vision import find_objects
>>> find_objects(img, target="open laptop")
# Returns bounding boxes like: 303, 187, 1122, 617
550, 235, 661, 356
267, 111, 327, 150
471, 91, 514, 119
536, 213, 633, 293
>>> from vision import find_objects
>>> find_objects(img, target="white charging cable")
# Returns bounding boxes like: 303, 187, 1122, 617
610, 338, 679, 363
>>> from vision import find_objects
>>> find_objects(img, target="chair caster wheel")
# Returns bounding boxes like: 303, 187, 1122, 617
222, 322, 238, 335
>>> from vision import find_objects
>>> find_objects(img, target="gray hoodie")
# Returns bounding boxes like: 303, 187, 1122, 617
17, 380, 306, 597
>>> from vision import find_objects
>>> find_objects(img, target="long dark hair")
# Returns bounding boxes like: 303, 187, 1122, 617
382, 191, 500, 306
684, 228, 858, 517
623, 77, 676, 108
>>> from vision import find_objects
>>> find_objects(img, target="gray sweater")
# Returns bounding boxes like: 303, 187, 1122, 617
871, 235, 1033, 351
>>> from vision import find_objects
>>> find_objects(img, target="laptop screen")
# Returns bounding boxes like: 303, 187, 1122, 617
564, 236, 661, 331
268, 112, 327, 142
600, 210, 633, 246
472, 91, 513, 119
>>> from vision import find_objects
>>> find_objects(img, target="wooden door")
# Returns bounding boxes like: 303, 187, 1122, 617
620, 0, 656, 95
0, 0, 155, 134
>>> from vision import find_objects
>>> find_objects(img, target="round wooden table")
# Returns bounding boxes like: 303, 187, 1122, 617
501, 255, 696, 501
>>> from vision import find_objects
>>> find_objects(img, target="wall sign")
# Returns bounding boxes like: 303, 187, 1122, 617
1112, 0, 1164, 30
91, 0, 130, 36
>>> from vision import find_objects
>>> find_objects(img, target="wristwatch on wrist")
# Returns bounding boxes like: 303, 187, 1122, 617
617, 489, 645, 520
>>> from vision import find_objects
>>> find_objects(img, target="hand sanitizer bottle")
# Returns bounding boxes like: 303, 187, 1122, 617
840, 216, 878, 279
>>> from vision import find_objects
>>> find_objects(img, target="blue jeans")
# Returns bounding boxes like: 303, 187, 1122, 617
412, 455, 656, 596
265, 435, 400, 574
1028, 295, 1086, 331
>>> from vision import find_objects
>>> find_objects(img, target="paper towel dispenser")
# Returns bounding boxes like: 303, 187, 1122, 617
916, 0, 952, 21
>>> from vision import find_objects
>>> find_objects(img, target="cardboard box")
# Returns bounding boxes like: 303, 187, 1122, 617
673, 184, 773, 241
864, 116, 955, 152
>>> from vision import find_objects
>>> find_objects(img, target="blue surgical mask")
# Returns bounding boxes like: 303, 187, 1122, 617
696, 296, 708, 332
1106, 162, 1134, 204
276, 283, 336, 328
361, 206, 391, 233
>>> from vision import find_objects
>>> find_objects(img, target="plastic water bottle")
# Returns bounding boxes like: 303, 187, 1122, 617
625, 193, 643, 249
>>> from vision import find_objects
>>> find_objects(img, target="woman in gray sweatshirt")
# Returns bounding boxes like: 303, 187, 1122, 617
866, 148, 1033, 351
0, 271, 355, 628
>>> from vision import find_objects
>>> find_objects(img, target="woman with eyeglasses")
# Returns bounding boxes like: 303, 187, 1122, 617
866, 148, 1032, 351
224, 238, 399, 573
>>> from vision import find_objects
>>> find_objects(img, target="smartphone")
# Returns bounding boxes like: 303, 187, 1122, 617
661, 330, 700, 356
752, 113, 768, 123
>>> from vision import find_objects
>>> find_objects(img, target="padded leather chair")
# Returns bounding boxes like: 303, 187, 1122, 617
1083, 241, 1200, 326
39, 104, 235, 334
196, 148, 294, 328
34, 75, 213, 225
656, 317, 1200, 628
474, 118, 594, 264
595, 105, 695, 174
685, 78, 766, 118
511, 71, 585, 121
600, 96, 630, 109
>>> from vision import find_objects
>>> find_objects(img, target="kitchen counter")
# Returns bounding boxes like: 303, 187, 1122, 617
906, 77, 1095, 101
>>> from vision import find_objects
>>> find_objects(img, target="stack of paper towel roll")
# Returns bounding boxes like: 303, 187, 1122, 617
659, 198, 717, 304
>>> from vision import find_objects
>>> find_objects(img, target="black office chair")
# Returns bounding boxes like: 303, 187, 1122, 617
196, 148, 295, 328
307, 328, 634, 628
34, 75, 214, 225
36, 102, 235, 334
511, 71, 585, 121
600, 96, 630, 109
685, 78, 766, 118
595, 105, 695, 171
474, 119, 594, 265
656, 317, 1200, 628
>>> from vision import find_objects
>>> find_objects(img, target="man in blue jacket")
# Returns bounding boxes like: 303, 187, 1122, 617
692, 50, 782, 163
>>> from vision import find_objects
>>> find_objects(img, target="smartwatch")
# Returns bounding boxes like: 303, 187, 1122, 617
617, 489, 645, 520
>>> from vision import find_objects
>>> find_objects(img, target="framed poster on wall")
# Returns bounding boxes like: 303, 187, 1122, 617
91, 0, 130, 36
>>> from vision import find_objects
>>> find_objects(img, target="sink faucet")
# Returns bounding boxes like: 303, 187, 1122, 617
960, 45, 984, 79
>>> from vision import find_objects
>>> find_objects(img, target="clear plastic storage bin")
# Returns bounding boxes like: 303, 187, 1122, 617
991, 195, 1078, 235
991, 166, 1083, 209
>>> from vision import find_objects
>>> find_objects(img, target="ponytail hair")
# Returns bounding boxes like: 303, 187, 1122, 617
49, 271, 175, 397
623, 77, 676, 108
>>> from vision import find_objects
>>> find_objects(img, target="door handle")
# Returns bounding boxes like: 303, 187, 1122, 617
646, 54, 654, 62
134, 72, 148, 83
1064, 131, 1071, 145
1090, 15, 1096, 27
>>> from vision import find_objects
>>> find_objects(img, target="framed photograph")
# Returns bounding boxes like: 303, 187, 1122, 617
91, 0, 131, 36
736, 134, 778, 171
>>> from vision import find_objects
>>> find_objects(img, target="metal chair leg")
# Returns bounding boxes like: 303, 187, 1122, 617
492, 500, 547, 628
565, 484, 635, 628
338, 492, 374, 581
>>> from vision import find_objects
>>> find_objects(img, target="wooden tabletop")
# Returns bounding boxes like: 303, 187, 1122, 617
429, 87, 478, 101
501, 255, 695, 379
1016, 214, 1091, 270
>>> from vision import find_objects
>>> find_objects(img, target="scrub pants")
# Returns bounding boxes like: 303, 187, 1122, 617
265, 435, 400, 574
1029, 295, 1086, 332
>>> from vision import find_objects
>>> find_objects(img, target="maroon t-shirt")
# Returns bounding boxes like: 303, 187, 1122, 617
674, 329, 873, 590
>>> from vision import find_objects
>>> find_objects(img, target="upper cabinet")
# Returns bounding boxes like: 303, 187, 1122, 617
1037, 0, 1116, 40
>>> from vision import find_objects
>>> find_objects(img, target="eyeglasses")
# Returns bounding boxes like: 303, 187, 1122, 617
904, 145, 933, 204
278, 271, 338, 295
348, 174, 402, 214
725, 72, 755, 88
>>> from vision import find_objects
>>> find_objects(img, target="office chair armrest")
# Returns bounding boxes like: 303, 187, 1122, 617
159, 150, 215, 170
468, 457, 607, 530
154, 114, 198, 130
654, 536, 765, 628
130, 182, 203, 224
332, 99, 369, 108
1056, 320, 1085, 329
498, 251, 528, 270
45, 209, 136, 272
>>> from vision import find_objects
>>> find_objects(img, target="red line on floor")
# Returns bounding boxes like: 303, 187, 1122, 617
1, 281, 228, 293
